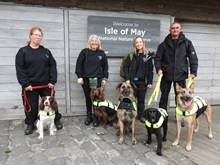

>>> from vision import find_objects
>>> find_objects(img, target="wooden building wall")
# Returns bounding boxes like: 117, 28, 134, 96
0, 3, 219, 119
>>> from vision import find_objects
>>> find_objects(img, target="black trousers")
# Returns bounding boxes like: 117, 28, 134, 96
82, 78, 102, 116
159, 78, 186, 110
22, 87, 62, 125
133, 80, 147, 118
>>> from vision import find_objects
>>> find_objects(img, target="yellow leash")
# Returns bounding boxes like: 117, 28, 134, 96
187, 76, 195, 88
147, 75, 162, 106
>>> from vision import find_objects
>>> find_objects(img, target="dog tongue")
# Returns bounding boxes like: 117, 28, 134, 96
44, 105, 50, 110
184, 100, 191, 106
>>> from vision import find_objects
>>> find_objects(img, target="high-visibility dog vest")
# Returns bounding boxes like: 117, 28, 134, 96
117, 97, 137, 111
145, 108, 168, 128
93, 99, 118, 112
38, 110, 55, 116
176, 96, 207, 118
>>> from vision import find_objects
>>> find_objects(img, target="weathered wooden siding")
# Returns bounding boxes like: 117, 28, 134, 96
0, 5, 66, 119
0, 3, 219, 119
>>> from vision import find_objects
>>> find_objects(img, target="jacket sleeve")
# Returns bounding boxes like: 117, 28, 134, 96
147, 53, 154, 84
15, 48, 30, 88
187, 40, 198, 76
75, 49, 86, 78
101, 51, 109, 79
47, 49, 57, 84
123, 54, 131, 81
154, 43, 165, 73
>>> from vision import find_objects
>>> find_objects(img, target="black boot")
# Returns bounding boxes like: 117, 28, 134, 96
55, 120, 63, 130
24, 124, 35, 135
93, 114, 99, 127
85, 111, 93, 126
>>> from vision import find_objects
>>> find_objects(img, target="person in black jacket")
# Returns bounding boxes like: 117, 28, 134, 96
15, 27, 62, 135
123, 36, 154, 123
75, 34, 109, 127
155, 22, 198, 117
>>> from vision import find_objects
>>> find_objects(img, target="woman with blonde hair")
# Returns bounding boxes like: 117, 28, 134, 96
75, 34, 109, 127
123, 36, 154, 122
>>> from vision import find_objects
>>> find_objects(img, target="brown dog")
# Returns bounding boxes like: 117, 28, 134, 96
116, 82, 137, 144
90, 87, 117, 128
172, 83, 213, 151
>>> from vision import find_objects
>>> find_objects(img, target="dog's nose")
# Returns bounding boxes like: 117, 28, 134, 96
45, 101, 49, 105
182, 95, 192, 101
123, 89, 130, 96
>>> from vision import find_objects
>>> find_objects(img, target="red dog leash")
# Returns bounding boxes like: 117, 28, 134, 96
23, 85, 54, 112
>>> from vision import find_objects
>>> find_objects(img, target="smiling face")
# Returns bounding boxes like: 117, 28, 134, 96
134, 37, 144, 53
169, 22, 181, 39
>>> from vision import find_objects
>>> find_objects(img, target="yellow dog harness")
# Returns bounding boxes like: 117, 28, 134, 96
145, 108, 168, 128
38, 110, 55, 116
176, 96, 207, 117
93, 99, 118, 111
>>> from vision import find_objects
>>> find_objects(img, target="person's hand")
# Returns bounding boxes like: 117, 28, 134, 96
147, 84, 152, 88
77, 78, 84, 85
25, 85, 33, 91
48, 83, 54, 88
158, 69, 163, 76
190, 74, 195, 79
102, 79, 107, 86
126, 80, 130, 84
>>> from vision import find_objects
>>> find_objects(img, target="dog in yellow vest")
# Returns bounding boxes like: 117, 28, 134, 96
172, 83, 213, 151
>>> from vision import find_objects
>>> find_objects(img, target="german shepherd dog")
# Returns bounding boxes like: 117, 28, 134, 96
172, 83, 213, 151
143, 108, 168, 156
116, 82, 137, 144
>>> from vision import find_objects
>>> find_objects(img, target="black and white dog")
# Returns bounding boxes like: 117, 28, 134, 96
36, 96, 58, 140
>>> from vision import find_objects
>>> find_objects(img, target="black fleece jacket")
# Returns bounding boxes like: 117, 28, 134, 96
15, 45, 57, 88
75, 48, 109, 79
155, 32, 198, 81
123, 51, 154, 85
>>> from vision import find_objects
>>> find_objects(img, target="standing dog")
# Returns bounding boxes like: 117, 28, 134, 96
116, 82, 137, 144
172, 83, 213, 151
90, 87, 117, 128
143, 108, 168, 156
36, 96, 58, 140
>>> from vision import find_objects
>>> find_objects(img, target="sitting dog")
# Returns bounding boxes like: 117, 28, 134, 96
90, 87, 117, 128
36, 96, 58, 140
172, 83, 213, 151
143, 108, 168, 156
116, 82, 137, 145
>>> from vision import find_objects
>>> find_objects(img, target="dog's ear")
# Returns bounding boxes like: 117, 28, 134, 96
116, 82, 123, 90
99, 88, 105, 101
175, 83, 182, 93
90, 88, 94, 100
51, 97, 58, 111
39, 97, 45, 110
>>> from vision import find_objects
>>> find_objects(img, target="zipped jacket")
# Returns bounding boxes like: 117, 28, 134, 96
155, 32, 198, 81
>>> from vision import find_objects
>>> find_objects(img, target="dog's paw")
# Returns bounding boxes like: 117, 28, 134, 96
38, 136, 43, 140
172, 140, 179, 146
186, 145, 192, 151
146, 139, 151, 144
132, 139, 137, 145
119, 138, 124, 144
53, 128, 57, 132
208, 133, 213, 139
50, 131, 55, 136
156, 150, 162, 156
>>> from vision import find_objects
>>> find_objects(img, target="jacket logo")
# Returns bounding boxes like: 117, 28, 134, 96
45, 54, 49, 58
98, 56, 102, 60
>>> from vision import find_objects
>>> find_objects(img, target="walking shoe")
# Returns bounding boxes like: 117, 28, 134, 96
85, 116, 93, 126
24, 124, 35, 135
55, 120, 63, 130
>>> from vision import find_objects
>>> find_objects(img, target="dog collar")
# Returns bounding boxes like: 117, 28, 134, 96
176, 96, 207, 116
145, 108, 168, 128
38, 110, 55, 116
93, 100, 118, 111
